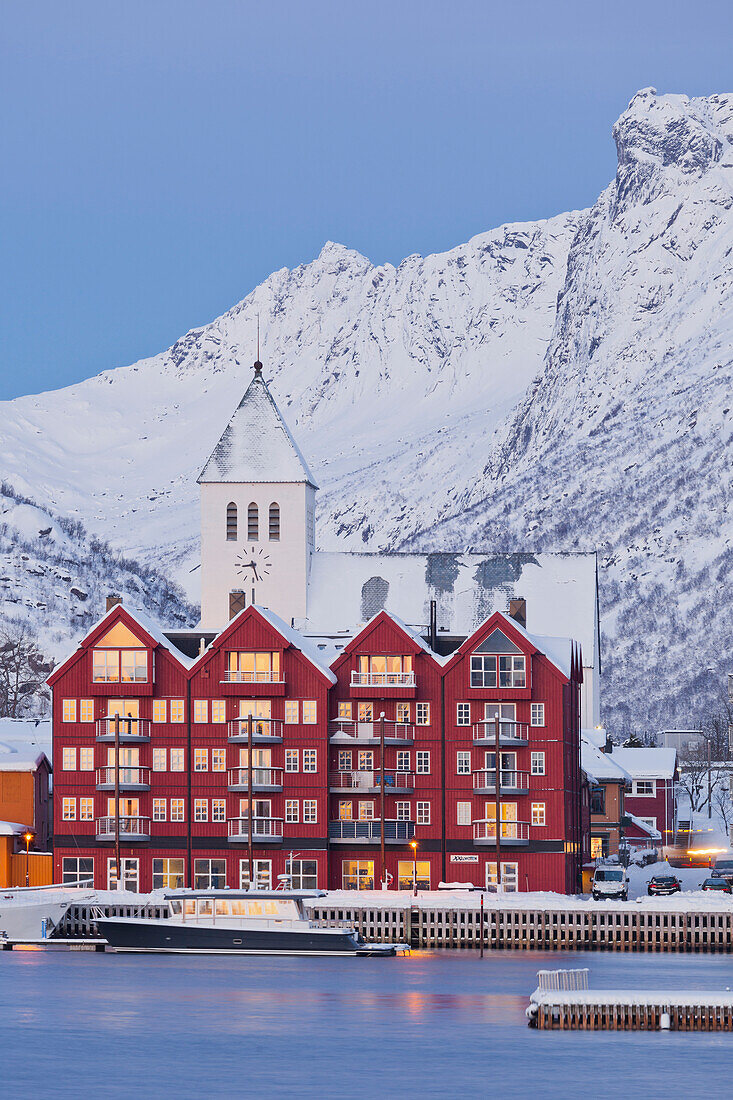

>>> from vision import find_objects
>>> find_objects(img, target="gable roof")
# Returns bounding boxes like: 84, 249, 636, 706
580, 733, 632, 783
329, 609, 441, 672
443, 611, 574, 681
198, 368, 317, 487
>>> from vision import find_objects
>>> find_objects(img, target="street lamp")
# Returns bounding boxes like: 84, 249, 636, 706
23, 831, 34, 887
410, 840, 418, 898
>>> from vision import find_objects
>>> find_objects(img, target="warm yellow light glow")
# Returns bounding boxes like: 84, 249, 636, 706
686, 847, 728, 856
410, 841, 417, 851
24, 832, 33, 843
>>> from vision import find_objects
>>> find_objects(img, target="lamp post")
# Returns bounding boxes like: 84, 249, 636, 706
24, 831, 33, 887
410, 840, 418, 897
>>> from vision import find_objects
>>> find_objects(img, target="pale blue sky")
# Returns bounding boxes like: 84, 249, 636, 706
1, 0, 731, 399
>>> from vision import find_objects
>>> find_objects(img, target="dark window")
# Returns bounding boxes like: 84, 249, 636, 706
269, 502, 280, 541
248, 502, 258, 541
590, 786, 606, 815
226, 502, 237, 541
194, 858, 227, 890
62, 856, 94, 885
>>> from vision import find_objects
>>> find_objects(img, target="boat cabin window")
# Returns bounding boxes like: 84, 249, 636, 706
215, 899, 230, 916
184, 899, 196, 917
198, 898, 213, 917
169, 900, 183, 916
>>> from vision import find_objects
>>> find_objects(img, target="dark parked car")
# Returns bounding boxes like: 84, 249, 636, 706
701, 877, 732, 893
712, 860, 733, 884
647, 875, 681, 896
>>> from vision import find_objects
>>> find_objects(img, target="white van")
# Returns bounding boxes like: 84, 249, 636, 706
592, 866, 629, 901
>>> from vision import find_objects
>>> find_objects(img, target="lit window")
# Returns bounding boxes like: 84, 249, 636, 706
153, 858, 185, 890
531, 751, 545, 776
93, 650, 119, 682
170, 749, 185, 772
79, 747, 94, 771
337, 702, 352, 720
416, 751, 430, 774
358, 802, 374, 821
212, 749, 226, 772
193, 700, 208, 723
531, 703, 545, 727
416, 702, 430, 725
417, 801, 431, 825
240, 859, 271, 890
285, 750, 299, 772
286, 800, 299, 823
396, 750, 410, 772
211, 700, 226, 723
456, 703, 470, 726
121, 651, 148, 683
153, 700, 167, 723
80, 699, 94, 723
152, 748, 167, 772
456, 751, 471, 775
501, 863, 518, 892
194, 799, 208, 822
396, 801, 411, 821
62, 797, 76, 820
532, 802, 545, 826
303, 749, 317, 772
62, 747, 77, 770
456, 801, 471, 826
302, 701, 317, 724
358, 702, 373, 722
226, 651, 281, 683
337, 750, 351, 771
338, 801, 353, 821
226, 502, 238, 542
212, 799, 226, 822
358, 750, 373, 771
356, 654, 413, 686
80, 797, 94, 821
62, 699, 77, 723
170, 700, 185, 723
153, 799, 166, 821
268, 502, 280, 541
248, 502, 259, 541
194, 749, 208, 772
396, 703, 411, 724
170, 799, 185, 822
285, 701, 299, 724
303, 800, 317, 823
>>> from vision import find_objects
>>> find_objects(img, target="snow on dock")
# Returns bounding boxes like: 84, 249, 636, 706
527, 969, 733, 1030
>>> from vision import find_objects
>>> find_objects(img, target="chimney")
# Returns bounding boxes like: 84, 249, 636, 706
602, 735, 613, 754
198, 637, 206, 656
508, 597, 526, 629
106, 594, 122, 613
429, 600, 437, 651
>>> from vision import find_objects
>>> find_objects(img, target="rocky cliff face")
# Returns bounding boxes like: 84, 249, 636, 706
1, 89, 731, 729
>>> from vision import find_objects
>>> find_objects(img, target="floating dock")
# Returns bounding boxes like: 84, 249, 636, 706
527, 969, 733, 1030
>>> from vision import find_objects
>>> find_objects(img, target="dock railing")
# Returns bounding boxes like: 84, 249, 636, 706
537, 968, 589, 993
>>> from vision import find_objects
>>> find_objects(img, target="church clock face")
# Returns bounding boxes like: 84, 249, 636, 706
234, 546, 273, 582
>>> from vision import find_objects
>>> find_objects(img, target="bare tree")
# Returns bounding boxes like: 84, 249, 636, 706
677, 742, 722, 815
712, 780, 733, 838
0, 620, 53, 718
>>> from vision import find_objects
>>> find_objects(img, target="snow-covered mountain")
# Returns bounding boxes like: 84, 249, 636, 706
1, 88, 731, 729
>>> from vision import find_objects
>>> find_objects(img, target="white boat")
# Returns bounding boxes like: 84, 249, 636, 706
98, 889, 408, 956
0, 885, 92, 943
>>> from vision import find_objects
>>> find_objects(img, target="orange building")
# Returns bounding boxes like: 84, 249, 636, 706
0, 750, 52, 887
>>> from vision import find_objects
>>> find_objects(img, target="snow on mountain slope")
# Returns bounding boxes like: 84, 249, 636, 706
409, 89, 733, 729
0, 213, 578, 590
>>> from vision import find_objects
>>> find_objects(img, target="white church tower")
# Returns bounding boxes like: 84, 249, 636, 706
198, 360, 318, 630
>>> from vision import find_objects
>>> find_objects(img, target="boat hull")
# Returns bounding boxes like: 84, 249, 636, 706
0, 893, 72, 942
98, 917, 397, 956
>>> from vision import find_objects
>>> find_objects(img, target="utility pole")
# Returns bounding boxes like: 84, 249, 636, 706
495, 714, 501, 891
247, 712, 254, 887
380, 711, 386, 888
708, 736, 712, 821
114, 711, 121, 889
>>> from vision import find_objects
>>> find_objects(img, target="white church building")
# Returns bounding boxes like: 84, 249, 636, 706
196, 360, 601, 726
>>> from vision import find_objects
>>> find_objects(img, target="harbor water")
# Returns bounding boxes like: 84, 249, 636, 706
2, 948, 732, 1098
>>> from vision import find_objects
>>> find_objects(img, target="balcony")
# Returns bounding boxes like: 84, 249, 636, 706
329, 770, 415, 794
473, 769, 530, 795
95, 718, 151, 743
329, 720, 415, 745
328, 819, 415, 844
472, 819, 530, 846
350, 672, 416, 688
227, 816, 284, 843
221, 671, 286, 696
472, 720, 529, 747
228, 718, 283, 743
96, 815, 151, 841
95, 766, 151, 791
227, 767, 284, 792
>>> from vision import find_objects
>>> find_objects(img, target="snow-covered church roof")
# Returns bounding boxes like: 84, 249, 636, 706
198, 366, 317, 487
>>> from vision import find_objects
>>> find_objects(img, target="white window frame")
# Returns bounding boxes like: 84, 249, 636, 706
170, 798, 185, 822
170, 748, 185, 772
416, 751, 430, 775
152, 748, 167, 772
62, 747, 77, 771
285, 701, 299, 724
153, 798, 166, 822
456, 801, 472, 826
456, 751, 471, 775
302, 700, 317, 724
303, 799, 317, 824
212, 748, 226, 772
285, 800, 299, 823
62, 797, 76, 820
194, 799, 208, 822
531, 751, 545, 776
531, 802, 545, 826
456, 702, 471, 726
79, 747, 94, 772
396, 801, 411, 821
212, 798, 226, 822
416, 702, 430, 725
396, 750, 411, 772
303, 749, 317, 772
531, 703, 545, 727
632, 780, 656, 797
416, 801, 431, 825
194, 748, 208, 772
285, 749, 299, 772
239, 859, 271, 890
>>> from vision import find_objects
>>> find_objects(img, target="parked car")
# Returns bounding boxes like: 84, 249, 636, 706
712, 860, 733, 885
701, 877, 732, 893
592, 866, 629, 901
647, 875, 681, 896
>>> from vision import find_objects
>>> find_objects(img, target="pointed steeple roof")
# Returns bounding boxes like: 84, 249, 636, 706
198, 364, 318, 487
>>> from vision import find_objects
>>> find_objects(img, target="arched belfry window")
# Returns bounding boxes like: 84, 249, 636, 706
248, 502, 259, 541
226, 503, 237, 541
269, 502, 280, 541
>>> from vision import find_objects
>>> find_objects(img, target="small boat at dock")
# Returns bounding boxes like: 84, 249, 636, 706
97, 889, 407, 956
0, 885, 93, 944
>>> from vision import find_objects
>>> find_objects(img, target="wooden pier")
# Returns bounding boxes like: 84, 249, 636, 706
527, 969, 733, 1030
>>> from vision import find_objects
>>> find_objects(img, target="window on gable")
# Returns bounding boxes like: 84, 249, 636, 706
226, 502, 237, 541
470, 654, 525, 688
248, 503, 258, 541
269, 502, 280, 541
